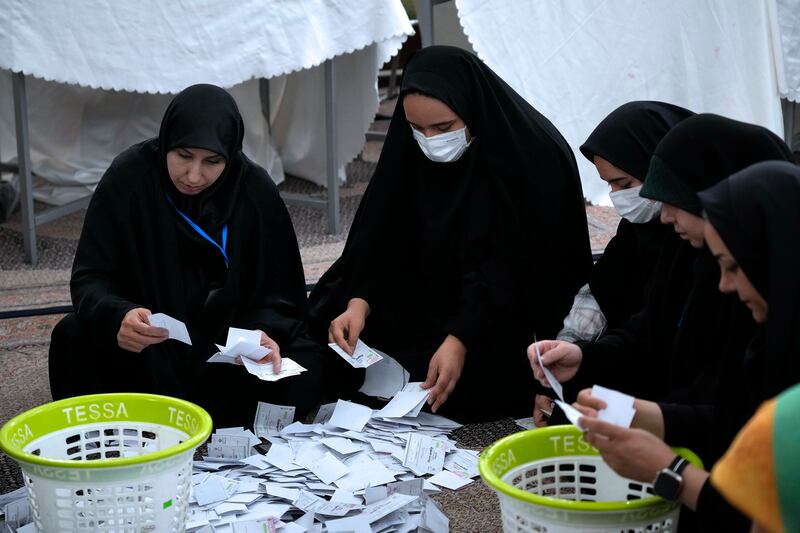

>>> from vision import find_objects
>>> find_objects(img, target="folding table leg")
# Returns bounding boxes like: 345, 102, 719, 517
11, 71, 37, 265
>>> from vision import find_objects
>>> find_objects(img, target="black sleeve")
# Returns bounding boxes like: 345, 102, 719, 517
233, 179, 312, 348
659, 402, 714, 460
694, 479, 750, 532
562, 308, 651, 401
70, 169, 140, 348
445, 234, 519, 353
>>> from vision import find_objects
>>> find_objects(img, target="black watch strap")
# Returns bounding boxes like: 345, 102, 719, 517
668, 456, 689, 475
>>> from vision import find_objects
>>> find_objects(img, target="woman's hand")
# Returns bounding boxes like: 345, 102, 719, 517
573, 389, 666, 438
328, 298, 371, 355
421, 335, 466, 413
117, 308, 169, 353
573, 388, 607, 419
256, 330, 282, 373
534, 394, 554, 427
581, 417, 675, 483
527, 340, 583, 386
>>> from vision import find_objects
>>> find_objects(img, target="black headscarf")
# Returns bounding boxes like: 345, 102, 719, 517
580, 101, 695, 181
309, 46, 591, 349
158, 84, 246, 233
641, 114, 793, 214
699, 161, 800, 398
566, 113, 794, 403
579, 101, 694, 326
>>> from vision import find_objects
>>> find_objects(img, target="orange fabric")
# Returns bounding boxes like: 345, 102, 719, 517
711, 398, 781, 533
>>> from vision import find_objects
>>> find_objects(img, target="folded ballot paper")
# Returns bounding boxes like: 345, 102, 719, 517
207, 327, 306, 382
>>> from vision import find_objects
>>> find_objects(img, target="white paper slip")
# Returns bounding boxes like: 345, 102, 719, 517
241, 356, 306, 382
213, 327, 271, 362
330, 488, 362, 505
328, 399, 373, 432
334, 458, 397, 491
515, 417, 536, 430
324, 515, 372, 533
291, 490, 360, 517
399, 382, 429, 417
254, 402, 296, 438
402, 433, 446, 475
359, 350, 410, 398
313, 402, 336, 424
534, 339, 563, 402
214, 501, 248, 515
304, 451, 350, 485
443, 449, 480, 478
231, 518, 280, 533
419, 498, 449, 533
194, 474, 239, 506
376, 389, 429, 418
320, 436, 363, 455
555, 400, 586, 431
148, 312, 192, 345
592, 384, 637, 428
328, 339, 383, 368
362, 493, 418, 523
427, 470, 473, 490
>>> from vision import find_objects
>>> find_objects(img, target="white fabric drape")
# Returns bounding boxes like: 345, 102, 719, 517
0, 0, 413, 203
454, 0, 786, 204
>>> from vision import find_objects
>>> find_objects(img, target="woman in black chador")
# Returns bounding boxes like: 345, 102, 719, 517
49, 84, 327, 427
310, 46, 592, 422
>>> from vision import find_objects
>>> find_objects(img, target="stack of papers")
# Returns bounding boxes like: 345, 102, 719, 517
180, 394, 479, 532
207, 327, 307, 382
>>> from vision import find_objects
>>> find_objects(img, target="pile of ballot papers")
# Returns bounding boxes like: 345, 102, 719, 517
185, 391, 479, 532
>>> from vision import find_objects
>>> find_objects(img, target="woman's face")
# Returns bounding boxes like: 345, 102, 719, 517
660, 203, 706, 247
166, 147, 226, 195
704, 222, 768, 323
404, 93, 472, 141
593, 156, 643, 192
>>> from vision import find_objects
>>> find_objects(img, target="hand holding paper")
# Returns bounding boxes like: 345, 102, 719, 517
207, 327, 302, 382
328, 298, 369, 354
528, 339, 582, 389
328, 339, 383, 368
118, 310, 185, 352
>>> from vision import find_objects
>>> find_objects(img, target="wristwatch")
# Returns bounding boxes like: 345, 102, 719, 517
652, 456, 689, 501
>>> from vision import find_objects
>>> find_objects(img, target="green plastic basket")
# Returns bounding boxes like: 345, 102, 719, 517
479, 426, 703, 532
0, 393, 212, 532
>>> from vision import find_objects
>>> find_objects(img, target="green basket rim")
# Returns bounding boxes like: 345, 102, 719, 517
0, 393, 212, 470
478, 425, 704, 512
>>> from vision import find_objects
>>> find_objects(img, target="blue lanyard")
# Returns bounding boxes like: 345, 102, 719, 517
166, 195, 229, 267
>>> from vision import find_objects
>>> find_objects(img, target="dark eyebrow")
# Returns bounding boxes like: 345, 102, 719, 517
407, 119, 456, 129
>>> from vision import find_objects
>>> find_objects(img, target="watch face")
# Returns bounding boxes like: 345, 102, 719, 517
654, 470, 681, 501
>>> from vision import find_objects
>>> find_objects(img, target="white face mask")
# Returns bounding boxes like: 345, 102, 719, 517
609, 185, 662, 223
411, 126, 472, 163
